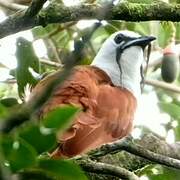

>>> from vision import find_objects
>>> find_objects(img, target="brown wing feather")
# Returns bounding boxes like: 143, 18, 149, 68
29, 66, 137, 157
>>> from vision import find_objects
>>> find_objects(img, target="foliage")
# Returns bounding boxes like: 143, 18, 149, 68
0, 104, 85, 179
0, 0, 180, 180
12, 37, 40, 99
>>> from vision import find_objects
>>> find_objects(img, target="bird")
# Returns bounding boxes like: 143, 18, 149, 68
28, 30, 155, 158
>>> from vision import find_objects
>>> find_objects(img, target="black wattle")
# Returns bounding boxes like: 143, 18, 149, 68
116, 47, 124, 85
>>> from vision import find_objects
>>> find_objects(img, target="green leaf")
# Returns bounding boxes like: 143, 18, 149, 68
1, 135, 37, 172
15, 37, 40, 98
158, 102, 180, 120
16, 37, 40, 73
91, 27, 108, 52
104, 24, 118, 34
32, 27, 48, 39
0, 103, 8, 118
175, 23, 180, 40
0, 98, 18, 107
18, 169, 55, 180
107, 21, 123, 30
174, 125, 180, 141
42, 106, 80, 131
158, 22, 176, 48
148, 167, 180, 180
135, 22, 150, 35
125, 22, 136, 32
38, 159, 87, 180
19, 124, 56, 154
55, 31, 71, 50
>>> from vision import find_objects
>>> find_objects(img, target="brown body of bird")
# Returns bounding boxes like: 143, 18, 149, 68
28, 31, 155, 158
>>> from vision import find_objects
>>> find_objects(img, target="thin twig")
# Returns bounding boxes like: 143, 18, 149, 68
35, 22, 76, 64
0, 79, 17, 84
145, 79, 180, 94
24, 0, 47, 17
0, 0, 27, 11
48, 22, 76, 38
40, 58, 63, 67
33, 22, 76, 41
79, 159, 139, 180
45, 38, 62, 63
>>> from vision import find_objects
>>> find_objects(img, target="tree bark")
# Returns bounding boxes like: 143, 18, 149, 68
0, 2, 179, 39
75, 134, 180, 179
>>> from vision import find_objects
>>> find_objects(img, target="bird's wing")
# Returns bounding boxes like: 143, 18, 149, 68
28, 66, 109, 136
96, 85, 137, 139
53, 83, 137, 157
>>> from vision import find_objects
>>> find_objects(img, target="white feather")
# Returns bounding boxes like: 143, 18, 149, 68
91, 31, 144, 99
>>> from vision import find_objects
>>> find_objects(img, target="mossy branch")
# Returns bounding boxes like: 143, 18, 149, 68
0, 2, 180, 39
74, 134, 180, 179
85, 136, 180, 170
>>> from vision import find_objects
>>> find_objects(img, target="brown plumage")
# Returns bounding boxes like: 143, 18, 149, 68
28, 30, 155, 157
30, 66, 136, 157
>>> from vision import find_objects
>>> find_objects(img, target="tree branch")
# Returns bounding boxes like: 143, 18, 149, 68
87, 136, 180, 170
0, 2, 180, 39
145, 79, 180, 94
0, 0, 27, 11
79, 159, 140, 180
71, 134, 180, 179
40, 58, 63, 67
24, 0, 47, 17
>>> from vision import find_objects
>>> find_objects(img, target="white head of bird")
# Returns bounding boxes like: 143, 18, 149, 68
91, 30, 155, 99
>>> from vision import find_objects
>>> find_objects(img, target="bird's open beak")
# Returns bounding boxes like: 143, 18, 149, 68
122, 36, 156, 50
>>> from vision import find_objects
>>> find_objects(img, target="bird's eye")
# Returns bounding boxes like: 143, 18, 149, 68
114, 34, 123, 44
